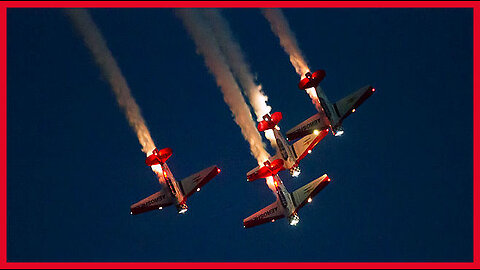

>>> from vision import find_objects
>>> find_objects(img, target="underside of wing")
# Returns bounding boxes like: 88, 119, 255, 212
179, 165, 220, 198
333, 85, 375, 125
292, 128, 329, 164
286, 113, 329, 141
291, 174, 330, 213
130, 189, 174, 215
243, 200, 285, 229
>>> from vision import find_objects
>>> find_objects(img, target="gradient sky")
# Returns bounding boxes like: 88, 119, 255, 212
7, 8, 473, 262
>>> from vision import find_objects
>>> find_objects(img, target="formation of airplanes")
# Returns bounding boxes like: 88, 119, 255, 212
242, 70, 374, 228
130, 69, 375, 228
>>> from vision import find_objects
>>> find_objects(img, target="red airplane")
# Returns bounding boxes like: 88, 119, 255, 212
247, 112, 328, 181
287, 69, 375, 140
130, 147, 220, 215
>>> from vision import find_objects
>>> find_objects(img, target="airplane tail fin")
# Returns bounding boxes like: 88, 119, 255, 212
246, 165, 261, 182
246, 158, 285, 182
258, 112, 283, 132
298, 70, 326, 90
290, 174, 330, 213
286, 113, 329, 141
145, 147, 173, 166
332, 85, 375, 126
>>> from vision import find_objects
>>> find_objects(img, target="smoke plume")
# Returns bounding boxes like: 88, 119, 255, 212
176, 9, 270, 166
262, 8, 323, 111
201, 9, 277, 149
65, 8, 156, 155
262, 8, 310, 78
201, 9, 271, 121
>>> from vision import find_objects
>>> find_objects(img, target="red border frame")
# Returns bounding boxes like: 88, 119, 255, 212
0, 1, 478, 268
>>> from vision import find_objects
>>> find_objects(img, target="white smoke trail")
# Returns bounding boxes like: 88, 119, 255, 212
201, 9, 270, 122
262, 8, 310, 77
176, 9, 270, 166
65, 8, 156, 155
201, 9, 277, 150
262, 8, 322, 111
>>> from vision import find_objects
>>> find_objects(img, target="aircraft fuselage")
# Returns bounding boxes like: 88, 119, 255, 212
272, 128, 299, 175
308, 85, 344, 136
154, 163, 188, 213
270, 175, 300, 225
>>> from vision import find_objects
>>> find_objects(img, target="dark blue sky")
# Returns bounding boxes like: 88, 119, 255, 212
7, 8, 472, 262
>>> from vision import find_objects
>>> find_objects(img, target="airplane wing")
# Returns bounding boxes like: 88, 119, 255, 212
130, 189, 174, 215
292, 128, 328, 165
243, 200, 285, 229
291, 174, 330, 213
179, 165, 220, 198
286, 113, 329, 141
333, 85, 374, 124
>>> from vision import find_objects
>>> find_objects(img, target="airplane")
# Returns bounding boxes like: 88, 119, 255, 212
130, 147, 220, 215
243, 163, 331, 228
246, 112, 329, 181
286, 69, 375, 141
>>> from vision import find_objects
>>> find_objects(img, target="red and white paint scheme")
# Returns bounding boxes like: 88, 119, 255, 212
287, 69, 375, 140
243, 172, 331, 229
247, 112, 328, 180
130, 148, 220, 215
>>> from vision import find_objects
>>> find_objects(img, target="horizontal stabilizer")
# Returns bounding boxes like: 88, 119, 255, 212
145, 147, 173, 166
258, 112, 283, 132
286, 113, 329, 141
130, 189, 174, 215
333, 85, 375, 125
291, 174, 330, 213
179, 165, 220, 198
298, 70, 326, 90
246, 159, 285, 182
292, 129, 329, 164
243, 200, 285, 229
